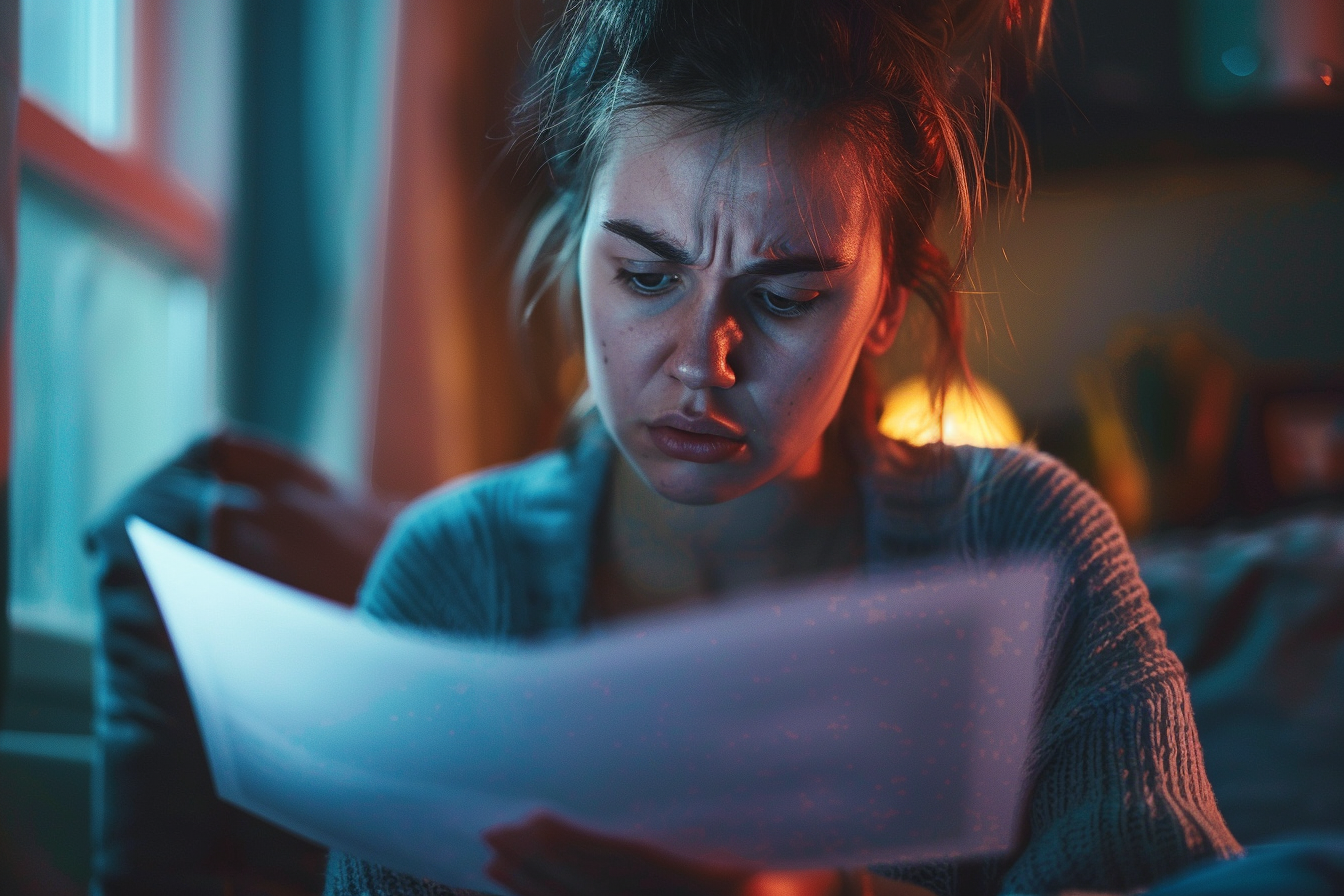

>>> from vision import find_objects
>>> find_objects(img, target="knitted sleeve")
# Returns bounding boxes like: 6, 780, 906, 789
979, 450, 1242, 895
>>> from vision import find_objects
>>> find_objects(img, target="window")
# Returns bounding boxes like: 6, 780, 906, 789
3, 1, 236, 886
21, 0, 134, 147
9, 0, 230, 642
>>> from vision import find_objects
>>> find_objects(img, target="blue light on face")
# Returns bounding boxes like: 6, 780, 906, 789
1221, 45, 1260, 78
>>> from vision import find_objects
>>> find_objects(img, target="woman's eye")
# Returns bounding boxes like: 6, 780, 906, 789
755, 289, 814, 318
620, 271, 679, 295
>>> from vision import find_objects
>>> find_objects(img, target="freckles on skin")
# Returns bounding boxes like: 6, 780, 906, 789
577, 111, 889, 505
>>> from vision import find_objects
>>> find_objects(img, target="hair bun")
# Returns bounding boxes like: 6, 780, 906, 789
892, 0, 1053, 67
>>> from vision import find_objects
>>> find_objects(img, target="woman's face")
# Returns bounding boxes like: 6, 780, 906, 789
578, 112, 900, 505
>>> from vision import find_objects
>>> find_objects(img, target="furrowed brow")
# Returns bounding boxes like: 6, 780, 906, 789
742, 254, 853, 277
602, 219, 694, 265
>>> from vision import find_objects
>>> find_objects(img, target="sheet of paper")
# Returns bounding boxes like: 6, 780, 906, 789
128, 518, 1049, 893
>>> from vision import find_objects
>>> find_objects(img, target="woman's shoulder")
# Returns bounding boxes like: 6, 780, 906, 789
866, 436, 1170, 666
358, 429, 613, 634
865, 435, 1123, 561
958, 442, 1122, 548
397, 419, 612, 539
946, 442, 1182, 684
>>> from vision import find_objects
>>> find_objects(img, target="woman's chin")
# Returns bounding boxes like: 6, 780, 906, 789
638, 460, 761, 507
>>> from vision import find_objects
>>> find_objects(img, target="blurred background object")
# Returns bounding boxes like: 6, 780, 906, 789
0, 0, 1342, 892
1137, 512, 1344, 848
1073, 321, 1244, 536
877, 377, 1023, 449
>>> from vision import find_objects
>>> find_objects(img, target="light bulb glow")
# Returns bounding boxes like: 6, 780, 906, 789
878, 377, 1023, 448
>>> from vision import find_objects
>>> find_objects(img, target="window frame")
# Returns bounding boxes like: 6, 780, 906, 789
16, 0, 221, 278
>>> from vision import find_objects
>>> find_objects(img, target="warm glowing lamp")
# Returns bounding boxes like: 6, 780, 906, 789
878, 376, 1023, 448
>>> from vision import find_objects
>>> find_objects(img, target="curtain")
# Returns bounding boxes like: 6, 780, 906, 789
368, 0, 546, 499
223, 0, 395, 487
0, 0, 17, 724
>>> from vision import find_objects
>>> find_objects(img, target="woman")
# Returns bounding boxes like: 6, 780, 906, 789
327, 1, 1241, 894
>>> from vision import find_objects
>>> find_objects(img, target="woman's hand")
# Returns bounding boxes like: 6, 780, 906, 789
483, 814, 934, 896
206, 431, 397, 605
484, 813, 752, 896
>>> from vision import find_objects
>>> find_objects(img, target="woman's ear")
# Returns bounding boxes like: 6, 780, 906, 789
863, 282, 907, 356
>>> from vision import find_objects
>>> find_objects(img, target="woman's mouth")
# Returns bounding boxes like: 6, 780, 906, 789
647, 425, 747, 464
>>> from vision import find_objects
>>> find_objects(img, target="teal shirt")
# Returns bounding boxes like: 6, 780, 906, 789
326, 424, 1240, 896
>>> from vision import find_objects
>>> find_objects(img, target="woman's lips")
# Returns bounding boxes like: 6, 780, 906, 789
648, 425, 747, 463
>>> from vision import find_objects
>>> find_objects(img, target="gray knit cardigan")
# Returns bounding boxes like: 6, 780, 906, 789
324, 425, 1240, 896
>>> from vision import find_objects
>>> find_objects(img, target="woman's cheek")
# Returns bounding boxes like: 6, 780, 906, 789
585, 292, 650, 423
763, 331, 842, 416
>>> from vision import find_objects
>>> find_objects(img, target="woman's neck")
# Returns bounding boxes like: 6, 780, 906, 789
589, 434, 864, 620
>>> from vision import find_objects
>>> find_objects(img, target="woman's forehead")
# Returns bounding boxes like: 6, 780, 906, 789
589, 110, 871, 260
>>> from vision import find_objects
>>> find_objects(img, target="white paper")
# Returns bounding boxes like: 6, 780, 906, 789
127, 518, 1050, 893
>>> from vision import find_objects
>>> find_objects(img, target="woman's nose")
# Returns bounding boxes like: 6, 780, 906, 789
667, 301, 744, 391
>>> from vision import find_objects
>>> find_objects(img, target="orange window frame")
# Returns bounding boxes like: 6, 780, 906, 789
15, 0, 221, 277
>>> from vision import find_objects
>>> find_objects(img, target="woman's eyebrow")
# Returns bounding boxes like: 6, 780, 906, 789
601, 219, 694, 264
742, 254, 853, 276
602, 218, 851, 276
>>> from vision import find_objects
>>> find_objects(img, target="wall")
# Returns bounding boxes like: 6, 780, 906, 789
882, 161, 1344, 419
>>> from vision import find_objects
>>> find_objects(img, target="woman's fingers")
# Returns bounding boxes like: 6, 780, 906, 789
486, 850, 586, 896
486, 813, 642, 875
209, 431, 332, 493
486, 817, 935, 896
485, 816, 610, 896
742, 870, 844, 896
208, 474, 393, 604
485, 816, 921, 896
484, 814, 752, 896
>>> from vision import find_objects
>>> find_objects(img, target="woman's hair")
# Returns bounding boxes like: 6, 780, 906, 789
510, 0, 1052, 434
